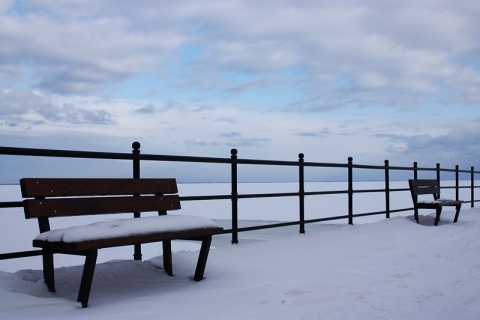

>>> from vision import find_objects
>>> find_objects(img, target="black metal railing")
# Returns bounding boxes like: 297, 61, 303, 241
1, 142, 478, 260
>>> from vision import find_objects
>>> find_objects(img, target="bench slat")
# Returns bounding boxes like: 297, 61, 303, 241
20, 178, 178, 197
33, 227, 223, 251
409, 179, 438, 187
411, 186, 440, 196
408, 179, 440, 196
416, 200, 462, 207
24, 195, 181, 218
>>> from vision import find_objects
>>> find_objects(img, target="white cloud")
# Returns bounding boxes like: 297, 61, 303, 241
0, 0, 479, 178
2, 0, 478, 102
184, 137, 207, 146
1, 89, 116, 125
1, 3, 187, 93
386, 142, 409, 154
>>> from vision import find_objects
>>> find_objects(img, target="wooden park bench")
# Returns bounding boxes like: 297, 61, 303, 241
408, 179, 462, 226
20, 178, 223, 307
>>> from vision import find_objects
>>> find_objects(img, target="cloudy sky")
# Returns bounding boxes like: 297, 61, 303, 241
1, 0, 479, 181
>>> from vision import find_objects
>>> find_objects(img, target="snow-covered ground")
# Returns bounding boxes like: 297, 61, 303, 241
1, 183, 479, 319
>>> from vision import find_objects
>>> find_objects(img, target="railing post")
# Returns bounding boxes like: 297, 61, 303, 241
348, 157, 353, 225
413, 162, 418, 180
132, 141, 141, 179
132, 141, 142, 260
436, 163, 441, 186
385, 160, 390, 219
455, 165, 459, 201
231, 149, 238, 244
471, 167, 475, 208
298, 153, 305, 234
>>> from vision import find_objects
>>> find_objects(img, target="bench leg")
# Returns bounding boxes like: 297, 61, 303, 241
77, 250, 98, 308
454, 203, 462, 223
414, 208, 419, 224
194, 236, 212, 281
42, 250, 55, 292
434, 207, 442, 226
163, 240, 173, 276
134, 243, 142, 261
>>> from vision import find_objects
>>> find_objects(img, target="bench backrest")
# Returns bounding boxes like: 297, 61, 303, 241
21, 178, 181, 233
408, 179, 440, 202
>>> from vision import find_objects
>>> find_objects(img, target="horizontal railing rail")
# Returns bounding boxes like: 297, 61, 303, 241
1, 142, 478, 261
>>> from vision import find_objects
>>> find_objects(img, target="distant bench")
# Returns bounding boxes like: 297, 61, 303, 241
408, 179, 462, 226
20, 178, 223, 308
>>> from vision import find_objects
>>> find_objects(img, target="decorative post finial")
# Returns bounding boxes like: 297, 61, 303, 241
132, 141, 141, 152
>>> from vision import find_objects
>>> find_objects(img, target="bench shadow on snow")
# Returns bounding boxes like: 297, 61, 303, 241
14, 252, 202, 307
405, 210, 460, 227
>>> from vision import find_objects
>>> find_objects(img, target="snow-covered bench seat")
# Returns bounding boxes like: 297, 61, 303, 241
408, 179, 462, 226
20, 178, 223, 308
